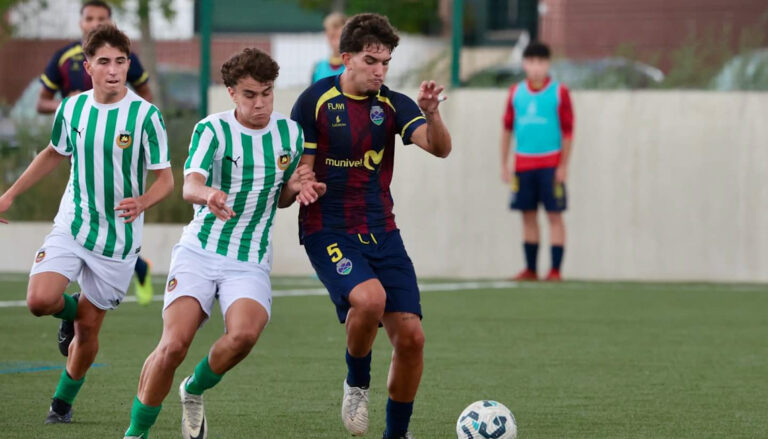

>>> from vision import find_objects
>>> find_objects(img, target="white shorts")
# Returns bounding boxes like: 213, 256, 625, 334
29, 227, 136, 310
162, 243, 273, 325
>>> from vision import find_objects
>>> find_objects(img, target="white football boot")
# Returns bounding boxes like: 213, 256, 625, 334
342, 379, 369, 435
179, 376, 208, 439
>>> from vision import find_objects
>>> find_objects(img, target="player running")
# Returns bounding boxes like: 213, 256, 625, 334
37, 0, 157, 310
122, 48, 325, 439
291, 13, 452, 439
0, 24, 173, 424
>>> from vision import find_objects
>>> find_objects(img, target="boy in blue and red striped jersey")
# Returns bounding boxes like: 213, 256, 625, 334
291, 13, 452, 439
500, 42, 574, 282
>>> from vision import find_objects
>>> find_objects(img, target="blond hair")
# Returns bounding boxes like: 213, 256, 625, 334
323, 12, 347, 31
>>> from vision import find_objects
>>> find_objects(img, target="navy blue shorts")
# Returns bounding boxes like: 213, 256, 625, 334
510, 167, 567, 212
303, 229, 422, 323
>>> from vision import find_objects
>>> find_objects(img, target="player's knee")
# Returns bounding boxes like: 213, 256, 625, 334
228, 330, 260, 354
26, 291, 54, 316
394, 328, 425, 355
351, 287, 386, 320
158, 339, 190, 367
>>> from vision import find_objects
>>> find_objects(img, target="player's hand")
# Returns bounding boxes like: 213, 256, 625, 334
115, 197, 146, 224
297, 181, 327, 206
0, 193, 13, 224
555, 165, 567, 184
501, 164, 512, 184
206, 189, 235, 221
417, 80, 445, 115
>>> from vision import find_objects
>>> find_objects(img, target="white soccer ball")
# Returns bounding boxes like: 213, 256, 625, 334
456, 400, 517, 439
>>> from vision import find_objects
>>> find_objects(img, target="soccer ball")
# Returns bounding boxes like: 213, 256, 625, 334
456, 400, 517, 439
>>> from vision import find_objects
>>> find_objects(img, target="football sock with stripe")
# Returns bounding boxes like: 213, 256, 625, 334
523, 242, 539, 273
384, 398, 414, 438
53, 293, 78, 321
346, 349, 371, 388
185, 356, 223, 395
125, 396, 161, 438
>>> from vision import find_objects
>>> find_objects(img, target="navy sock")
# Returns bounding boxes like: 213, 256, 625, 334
551, 245, 564, 271
134, 257, 148, 285
385, 398, 414, 438
523, 242, 539, 273
345, 350, 371, 388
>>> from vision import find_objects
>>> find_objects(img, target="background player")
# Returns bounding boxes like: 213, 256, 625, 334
0, 24, 173, 424
36, 0, 155, 306
500, 42, 574, 282
123, 48, 325, 439
310, 12, 346, 83
291, 13, 452, 439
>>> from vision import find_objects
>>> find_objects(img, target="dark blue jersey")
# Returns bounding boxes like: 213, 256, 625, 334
291, 75, 426, 240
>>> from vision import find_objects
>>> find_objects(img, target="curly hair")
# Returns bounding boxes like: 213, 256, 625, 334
221, 48, 280, 87
83, 24, 130, 58
339, 13, 399, 54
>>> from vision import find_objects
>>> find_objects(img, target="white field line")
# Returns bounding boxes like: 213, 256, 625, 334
0, 280, 520, 308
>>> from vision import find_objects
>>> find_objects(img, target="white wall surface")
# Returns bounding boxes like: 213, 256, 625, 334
2, 90, 767, 282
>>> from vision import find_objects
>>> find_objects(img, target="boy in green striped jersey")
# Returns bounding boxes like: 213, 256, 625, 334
0, 25, 174, 424
123, 48, 325, 439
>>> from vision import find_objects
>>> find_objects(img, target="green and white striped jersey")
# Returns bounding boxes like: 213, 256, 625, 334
181, 110, 303, 266
50, 89, 170, 259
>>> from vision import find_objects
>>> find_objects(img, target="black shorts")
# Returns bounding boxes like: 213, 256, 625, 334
510, 167, 567, 212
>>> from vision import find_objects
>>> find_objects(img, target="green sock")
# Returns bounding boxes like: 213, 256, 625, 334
53, 294, 78, 321
53, 369, 85, 405
185, 356, 223, 395
124, 396, 162, 438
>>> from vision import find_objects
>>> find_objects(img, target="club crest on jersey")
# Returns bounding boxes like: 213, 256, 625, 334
116, 130, 132, 149
370, 105, 384, 126
277, 153, 291, 171
35, 250, 46, 263
167, 277, 178, 292
336, 258, 353, 276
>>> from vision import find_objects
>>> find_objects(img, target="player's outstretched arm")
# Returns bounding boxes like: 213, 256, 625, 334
0, 144, 68, 223
116, 168, 174, 224
182, 172, 235, 221
411, 80, 452, 158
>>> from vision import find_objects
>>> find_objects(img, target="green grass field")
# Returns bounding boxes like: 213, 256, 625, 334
0, 274, 766, 438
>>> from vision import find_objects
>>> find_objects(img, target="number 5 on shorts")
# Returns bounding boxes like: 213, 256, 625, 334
326, 243, 343, 263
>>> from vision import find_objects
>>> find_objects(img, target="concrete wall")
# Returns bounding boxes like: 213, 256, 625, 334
2, 89, 767, 282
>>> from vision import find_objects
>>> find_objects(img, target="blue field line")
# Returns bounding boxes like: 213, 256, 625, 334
0, 362, 106, 375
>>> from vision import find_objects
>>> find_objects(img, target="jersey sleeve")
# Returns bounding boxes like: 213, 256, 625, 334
391, 92, 426, 145
127, 53, 149, 88
558, 85, 574, 140
502, 84, 517, 131
282, 124, 305, 183
40, 51, 62, 93
49, 100, 71, 156
184, 121, 218, 179
290, 89, 318, 156
142, 106, 171, 170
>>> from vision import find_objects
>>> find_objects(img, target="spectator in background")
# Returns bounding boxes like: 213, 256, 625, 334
310, 12, 346, 83
36, 0, 155, 306
500, 42, 574, 282
36, 0, 153, 114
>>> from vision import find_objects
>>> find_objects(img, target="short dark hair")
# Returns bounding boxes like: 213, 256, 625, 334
339, 13, 399, 54
221, 48, 280, 88
523, 42, 551, 59
83, 24, 130, 58
81, 0, 112, 17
